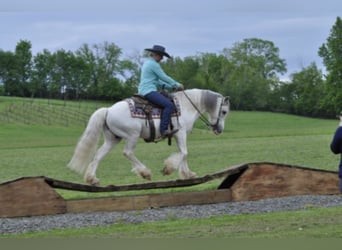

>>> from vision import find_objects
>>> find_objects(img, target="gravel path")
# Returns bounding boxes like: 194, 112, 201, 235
1, 195, 342, 235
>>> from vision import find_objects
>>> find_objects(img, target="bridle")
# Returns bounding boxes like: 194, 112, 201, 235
182, 90, 226, 131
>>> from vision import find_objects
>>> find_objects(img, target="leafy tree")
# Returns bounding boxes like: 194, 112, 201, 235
118, 58, 140, 96
76, 43, 98, 98
289, 63, 325, 116
64, 52, 91, 100
15, 40, 33, 96
0, 50, 19, 96
195, 53, 231, 92
31, 49, 54, 98
76, 42, 125, 100
318, 16, 342, 115
162, 56, 200, 89
0, 40, 33, 97
270, 81, 296, 114
49, 50, 73, 98
223, 38, 287, 110
0, 84, 4, 96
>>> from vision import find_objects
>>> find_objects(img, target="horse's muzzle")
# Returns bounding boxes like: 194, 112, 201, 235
212, 125, 223, 135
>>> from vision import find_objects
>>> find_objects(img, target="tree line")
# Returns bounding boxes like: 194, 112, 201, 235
0, 17, 341, 118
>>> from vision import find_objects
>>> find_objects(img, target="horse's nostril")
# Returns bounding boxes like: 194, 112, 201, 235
213, 128, 222, 135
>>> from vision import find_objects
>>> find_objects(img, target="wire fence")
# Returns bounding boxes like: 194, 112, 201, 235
0, 98, 108, 127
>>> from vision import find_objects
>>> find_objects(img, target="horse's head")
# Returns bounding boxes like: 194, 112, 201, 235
204, 90, 230, 135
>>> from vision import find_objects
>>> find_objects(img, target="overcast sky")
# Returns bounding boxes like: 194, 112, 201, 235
1, 0, 341, 80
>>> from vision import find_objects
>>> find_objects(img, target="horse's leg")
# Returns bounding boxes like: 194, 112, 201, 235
163, 130, 197, 179
123, 136, 152, 180
84, 128, 121, 185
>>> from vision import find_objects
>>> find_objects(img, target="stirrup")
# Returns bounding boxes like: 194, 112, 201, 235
154, 129, 179, 144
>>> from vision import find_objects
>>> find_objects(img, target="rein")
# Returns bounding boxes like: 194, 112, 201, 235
182, 90, 221, 130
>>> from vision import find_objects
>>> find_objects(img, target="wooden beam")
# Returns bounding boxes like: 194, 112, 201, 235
44, 164, 247, 192
66, 189, 232, 213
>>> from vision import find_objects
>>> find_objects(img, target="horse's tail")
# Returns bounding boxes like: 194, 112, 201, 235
67, 107, 108, 175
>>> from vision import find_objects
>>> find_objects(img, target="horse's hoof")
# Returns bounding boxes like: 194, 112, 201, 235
189, 172, 198, 179
162, 166, 174, 176
91, 182, 100, 187
85, 175, 100, 186
141, 173, 152, 180
179, 171, 197, 179
140, 170, 152, 180
132, 167, 152, 181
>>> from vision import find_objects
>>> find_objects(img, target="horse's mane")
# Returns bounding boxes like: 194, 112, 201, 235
174, 89, 222, 113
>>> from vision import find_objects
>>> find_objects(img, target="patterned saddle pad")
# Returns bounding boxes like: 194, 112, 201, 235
125, 96, 181, 119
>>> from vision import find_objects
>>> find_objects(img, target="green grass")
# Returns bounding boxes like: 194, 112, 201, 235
0, 97, 341, 238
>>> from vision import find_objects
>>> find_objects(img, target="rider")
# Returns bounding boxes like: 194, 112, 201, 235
138, 45, 184, 138
330, 111, 342, 193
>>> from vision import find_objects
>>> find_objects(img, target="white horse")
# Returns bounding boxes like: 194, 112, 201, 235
67, 89, 230, 185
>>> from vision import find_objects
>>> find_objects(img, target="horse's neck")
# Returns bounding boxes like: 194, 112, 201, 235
179, 89, 206, 113
182, 89, 219, 113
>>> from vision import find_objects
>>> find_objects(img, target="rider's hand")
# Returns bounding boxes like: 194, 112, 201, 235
178, 84, 184, 91
339, 116, 342, 127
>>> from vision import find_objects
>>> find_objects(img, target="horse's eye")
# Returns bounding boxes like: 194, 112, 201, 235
222, 111, 227, 115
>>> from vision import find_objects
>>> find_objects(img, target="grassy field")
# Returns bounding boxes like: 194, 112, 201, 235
1, 96, 342, 238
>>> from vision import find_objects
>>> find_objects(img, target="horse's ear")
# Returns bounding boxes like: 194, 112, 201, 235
224, 96, 230, 104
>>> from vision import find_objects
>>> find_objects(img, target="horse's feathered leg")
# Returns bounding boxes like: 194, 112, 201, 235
163, 129, 197, 179
123, 136, 152, 180
84, 127, 121, 185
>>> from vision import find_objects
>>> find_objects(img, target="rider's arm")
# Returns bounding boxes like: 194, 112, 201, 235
152, 62, 181, 90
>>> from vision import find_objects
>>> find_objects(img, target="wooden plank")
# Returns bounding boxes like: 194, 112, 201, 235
0, 177, 67, 218
44, 164, 247, 192
148, 189, 233, 208
67, 196, 135, 212
230, 163, 340, 201
66, 189, 232, 213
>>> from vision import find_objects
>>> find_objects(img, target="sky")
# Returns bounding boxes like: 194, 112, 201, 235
0, 0, 341, 80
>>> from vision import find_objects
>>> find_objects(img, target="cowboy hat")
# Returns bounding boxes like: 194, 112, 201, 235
145, 45, 171, 58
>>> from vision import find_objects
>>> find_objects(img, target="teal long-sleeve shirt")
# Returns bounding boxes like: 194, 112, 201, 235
138, 58, 180, 96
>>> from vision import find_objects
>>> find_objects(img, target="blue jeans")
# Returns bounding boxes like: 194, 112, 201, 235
144, 91, 175, 134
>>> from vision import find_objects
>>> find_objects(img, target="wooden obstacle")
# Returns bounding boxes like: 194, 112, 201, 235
0, 177, 66, 218
219, 162, 339, 201
0, 162, 340, 218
